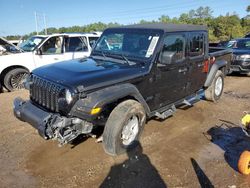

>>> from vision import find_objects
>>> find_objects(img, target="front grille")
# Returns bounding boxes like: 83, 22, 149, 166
30, 75, 64, 112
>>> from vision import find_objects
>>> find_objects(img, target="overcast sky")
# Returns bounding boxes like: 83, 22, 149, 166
0, 0, 249, 36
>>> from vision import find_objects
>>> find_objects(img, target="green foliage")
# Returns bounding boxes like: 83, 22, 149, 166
247, 5, 250, 12
5, 35, 22, 40
212, 14, 245, 41
5, 6, 250, 42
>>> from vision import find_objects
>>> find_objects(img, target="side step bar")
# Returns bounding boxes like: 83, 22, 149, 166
155, 105, 176, 119
154, 90, 205, 120
181, 89, 204, 106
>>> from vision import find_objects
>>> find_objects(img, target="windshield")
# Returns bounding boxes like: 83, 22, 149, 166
93, 29, 162, 60
19, 36, 46, 52
235, 39, 250, 50
225, 39, 250, 50
224, 40, 236, 48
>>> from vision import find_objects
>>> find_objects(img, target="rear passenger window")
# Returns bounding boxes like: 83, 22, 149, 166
189, 33, 204, 57
162, 35, 185, 62
65, 37, 88, 52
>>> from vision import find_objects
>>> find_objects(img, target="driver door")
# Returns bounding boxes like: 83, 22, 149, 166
33, 36, 66, 68
152, 33, 189, 110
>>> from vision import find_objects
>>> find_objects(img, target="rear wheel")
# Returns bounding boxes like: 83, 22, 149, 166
102, 100, 146, 156
238, 151, 250, 175
205, 70, 224, 102
4, 68, 29, 91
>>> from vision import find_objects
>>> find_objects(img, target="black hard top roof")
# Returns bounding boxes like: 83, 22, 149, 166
111, 23, 207, 32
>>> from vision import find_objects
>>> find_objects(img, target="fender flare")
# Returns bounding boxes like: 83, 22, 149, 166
204, 60, 227, 87
71, 83, 150, 119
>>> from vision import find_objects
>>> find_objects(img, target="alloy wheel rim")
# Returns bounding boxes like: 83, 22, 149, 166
121, 115, 139, 146
215, 76, 223, 96
10, 72, 28, 90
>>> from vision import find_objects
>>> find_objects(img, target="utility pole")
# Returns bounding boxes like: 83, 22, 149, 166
34, 12, 48, 35
43, 14, 47, 35
34, 12, 38, 35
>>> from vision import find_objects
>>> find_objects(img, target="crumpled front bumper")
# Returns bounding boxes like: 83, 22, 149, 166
13, 98, 94, 144
13, 98, 52, 139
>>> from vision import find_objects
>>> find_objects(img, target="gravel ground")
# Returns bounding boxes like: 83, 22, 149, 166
0, 75, 250, 188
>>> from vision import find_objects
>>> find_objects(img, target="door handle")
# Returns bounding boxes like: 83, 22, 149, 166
54, 58, 59, 60
178, 68, 188, 73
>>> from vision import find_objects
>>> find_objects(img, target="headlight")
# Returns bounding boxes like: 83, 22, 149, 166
236, 54, 250, 61
23, 75, 31, 90
65, 89, 73, 104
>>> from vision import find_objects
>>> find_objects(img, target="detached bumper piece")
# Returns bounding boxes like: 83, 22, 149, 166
13, 98, 93, 145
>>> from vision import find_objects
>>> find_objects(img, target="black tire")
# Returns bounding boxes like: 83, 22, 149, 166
102, 100, 146, 156
0, 83, 3, 93
205, 70, 224, 102
4, 68, 29, 91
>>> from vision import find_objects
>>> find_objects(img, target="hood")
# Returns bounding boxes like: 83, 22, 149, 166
232, 48, 250, 55
0, 37, 23, 55
32, 58, 148, 92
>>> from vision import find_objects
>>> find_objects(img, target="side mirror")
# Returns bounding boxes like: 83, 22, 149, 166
35, 49, 42, 55
158, 51, 176, 65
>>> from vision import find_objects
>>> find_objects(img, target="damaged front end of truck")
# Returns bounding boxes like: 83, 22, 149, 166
13, 74, 97, 146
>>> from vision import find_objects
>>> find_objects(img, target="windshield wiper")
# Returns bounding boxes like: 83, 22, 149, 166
101, 51, 107, 59
91, 50, 107, 60
119, 54, 135, 66
92, 51, 138, 66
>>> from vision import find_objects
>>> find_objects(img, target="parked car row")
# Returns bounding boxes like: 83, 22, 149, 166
0, 32, 101, 91
214, 38, 250, 74
224, 38, 250, 74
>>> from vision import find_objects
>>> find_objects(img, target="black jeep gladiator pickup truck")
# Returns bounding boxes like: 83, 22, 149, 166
14, 23, 232, 155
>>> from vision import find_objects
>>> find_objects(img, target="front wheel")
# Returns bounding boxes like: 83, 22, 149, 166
4, 68, 29, 91
205, 70, 224, 102
102, 100, 146, 156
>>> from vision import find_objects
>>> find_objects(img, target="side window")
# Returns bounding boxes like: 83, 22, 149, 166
89, 37, 99, 48
41, 36, 63, 54
189, 33, 204, 57
162, 34, 185, 62
65, 37, 88, 52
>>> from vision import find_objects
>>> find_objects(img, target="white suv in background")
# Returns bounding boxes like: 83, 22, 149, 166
0, 32, 101, 91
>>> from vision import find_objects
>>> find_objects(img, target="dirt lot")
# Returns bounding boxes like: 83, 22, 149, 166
0, 75, 250, 188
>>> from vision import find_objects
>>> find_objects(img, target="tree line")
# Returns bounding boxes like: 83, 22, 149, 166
5, 6, 250, 42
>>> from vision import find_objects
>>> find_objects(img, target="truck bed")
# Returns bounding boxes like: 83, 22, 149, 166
209, 47, 232, 74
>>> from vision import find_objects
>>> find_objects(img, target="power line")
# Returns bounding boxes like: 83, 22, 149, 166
55, 0, 237, 24
104, 0, 214, 16
54, 0, 235, 23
